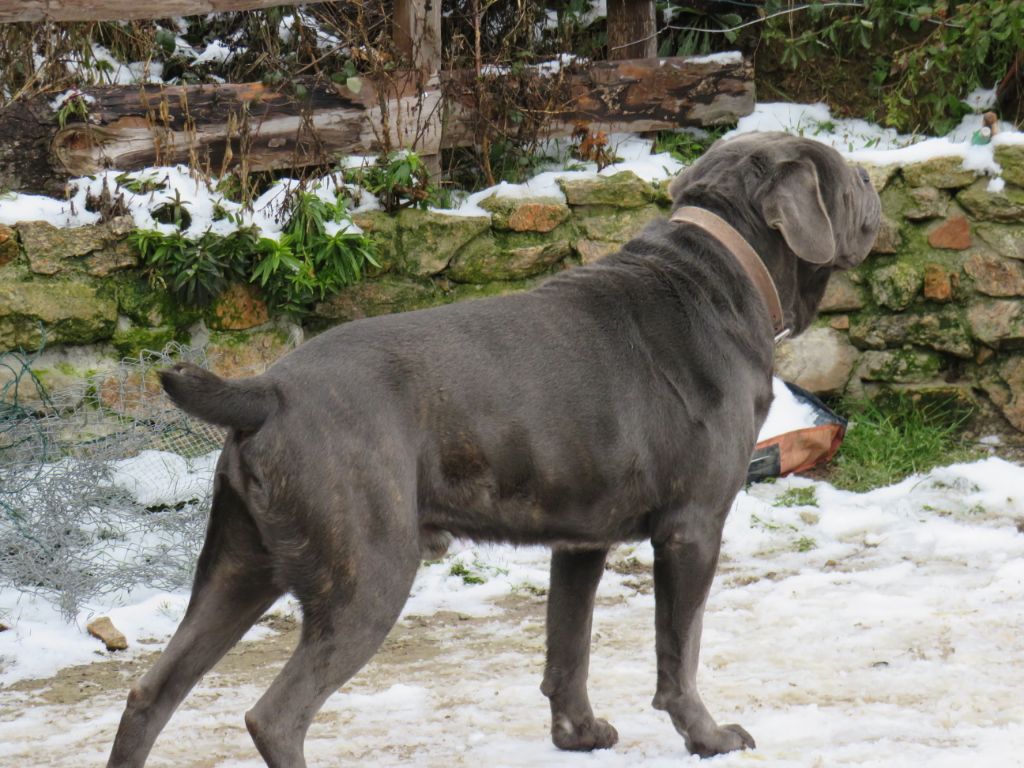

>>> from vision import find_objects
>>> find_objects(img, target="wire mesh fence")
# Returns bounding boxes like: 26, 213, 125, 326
0, 341, 225, 619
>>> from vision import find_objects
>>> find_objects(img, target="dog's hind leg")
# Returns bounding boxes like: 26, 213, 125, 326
650, 506, 755, 758
107, 476, 282, 768
541, 546, 619, 751
243, 509, 420, 768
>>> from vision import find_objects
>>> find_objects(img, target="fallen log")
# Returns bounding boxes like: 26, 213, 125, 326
0, 55, 754, 194
0, 1, 317, 24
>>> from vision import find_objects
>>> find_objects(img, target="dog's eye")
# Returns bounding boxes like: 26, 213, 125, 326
857, 167, 870, 184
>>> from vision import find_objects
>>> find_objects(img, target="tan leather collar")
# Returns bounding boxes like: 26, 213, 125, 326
670, 206, 789, 343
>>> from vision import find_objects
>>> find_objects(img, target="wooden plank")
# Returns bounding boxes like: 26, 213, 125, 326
0, 1, 314, 24
0, 56, 753, 193
606, 0, 657, 60
393, 0, 442, 77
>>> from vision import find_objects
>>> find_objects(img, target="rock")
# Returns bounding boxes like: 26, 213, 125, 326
314, 276, 447, 323
206, 329, 295, 379
870, 215, 902, 254
86, 616, 128, 651
905, 186, 949, 221
774, 326, 858, 395
829, 315, 850, 330
964, 253, 1024, 297
0, 224, 18, 267
0, 279, 117, 352
574, 204, 662, 242
849, 308, 973, 358
351, 210, 400, 272
95, 366, 174, 420
927, 215, 971, 250
967, 299, 1024, 348
447, 230, 573, 282
393, 210, 491, 276
857, 162, 899, 192
210, 283, 270, 330
957, 179, 1024, 222
819, 272, 865, 313
869, 261, 923, 311
923, 263, 956, 302
856, 349, 942, 383
85, 239, 139, 277
981, 354, 1024, 430
479, 196, 570, 233
18, 220, 108, 275
559, 171, 657, 208
0, 344, 116, 410
976, 224, 1024, 261
575, 239, 619, 265
994, 144, 1024, 187
902, 156, 977, 189
111, 324, 178, 357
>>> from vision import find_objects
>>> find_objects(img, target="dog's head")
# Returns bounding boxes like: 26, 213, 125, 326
668, 132, 881, 334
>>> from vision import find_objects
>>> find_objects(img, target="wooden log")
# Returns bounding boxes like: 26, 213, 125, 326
393, 0, 442, 78
0, 56, 753, 193
0, 1, 317, 24
606, 0, 657, 60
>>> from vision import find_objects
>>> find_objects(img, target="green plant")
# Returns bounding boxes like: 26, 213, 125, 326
657, 2, 742, 57
762, 0, 1024, 134
774, 487, 818, 508
654, 128, 725, 165
449, 561, 486, 585
345, 151, 449, 213
56, 93, 90, 128
830, 394, 979, 492
251, 192, 378, 315
795, 536, 817, 553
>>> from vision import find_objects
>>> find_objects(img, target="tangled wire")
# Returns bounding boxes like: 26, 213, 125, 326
0, 341, 224, 620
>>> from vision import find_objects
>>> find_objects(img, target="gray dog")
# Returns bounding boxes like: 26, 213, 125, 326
107, 132, 880, 767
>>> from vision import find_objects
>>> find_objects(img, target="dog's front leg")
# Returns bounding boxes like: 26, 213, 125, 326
540, 546, 619, 751
651, 519, 755, 758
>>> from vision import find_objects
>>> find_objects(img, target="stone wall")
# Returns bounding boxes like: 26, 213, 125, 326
775, 145, 1024, 431
5, 153, 1024, 432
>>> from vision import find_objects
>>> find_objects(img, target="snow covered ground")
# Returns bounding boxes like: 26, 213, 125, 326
2, 445, 1023, 766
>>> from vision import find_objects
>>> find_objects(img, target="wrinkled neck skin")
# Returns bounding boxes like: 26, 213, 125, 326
671, 188, 834, 338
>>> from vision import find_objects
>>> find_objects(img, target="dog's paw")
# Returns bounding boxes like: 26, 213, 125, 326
686, 722, 755, 758
551, 715, 619, 751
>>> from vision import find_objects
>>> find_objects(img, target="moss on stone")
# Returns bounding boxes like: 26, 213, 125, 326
446, 224, 575, 283
559, 172, 659, 208
393, 209, 491, 276
957, 180, 1024, 222
573, 204, 662, 243
857, 349, 943, 383
111, 326, 180, 357
0, 278, 117, 351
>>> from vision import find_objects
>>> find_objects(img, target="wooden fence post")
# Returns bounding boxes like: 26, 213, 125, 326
393, 0, 442, 77
607, 0, 657, 60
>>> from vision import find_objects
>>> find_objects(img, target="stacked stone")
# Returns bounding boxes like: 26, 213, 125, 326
777, 146, 1024, 431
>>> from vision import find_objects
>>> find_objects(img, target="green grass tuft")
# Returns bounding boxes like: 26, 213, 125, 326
774, 487, 818, 508
830, 395, 980, 492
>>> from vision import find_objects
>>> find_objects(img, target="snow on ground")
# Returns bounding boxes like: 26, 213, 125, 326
2, 389, 1023, 765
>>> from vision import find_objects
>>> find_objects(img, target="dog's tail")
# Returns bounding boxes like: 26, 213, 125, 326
159, 362, 280, 432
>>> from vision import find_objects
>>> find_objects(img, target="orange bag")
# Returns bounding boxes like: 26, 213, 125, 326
747, 382, 847, 482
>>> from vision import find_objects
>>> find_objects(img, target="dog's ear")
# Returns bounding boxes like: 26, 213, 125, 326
761, 159, 836, 265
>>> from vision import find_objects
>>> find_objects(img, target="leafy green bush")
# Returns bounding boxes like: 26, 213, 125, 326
763, 0, 1024, 134
133, 191, 377, 317
344, 151, 451, 213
